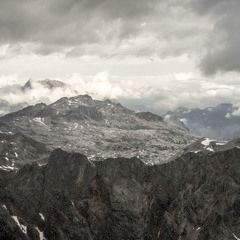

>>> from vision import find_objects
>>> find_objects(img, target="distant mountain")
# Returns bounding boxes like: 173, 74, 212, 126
166, 103, 240, 140
0, 79, 68, 116
0, 99, 26, 116
0, 94, 193, 168
22, 79, 67, 91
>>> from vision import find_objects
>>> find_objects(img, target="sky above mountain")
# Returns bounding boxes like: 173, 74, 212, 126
1, 0, 240, 112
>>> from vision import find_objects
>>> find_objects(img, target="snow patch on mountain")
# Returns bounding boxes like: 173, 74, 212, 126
35, 227, 46, 240
201, 138, 213, 146
33, 117, 48, 127
11, 216, 27, 234
201, 138, 215, 152
39, 213, 45, 221
233, 233, 240, 240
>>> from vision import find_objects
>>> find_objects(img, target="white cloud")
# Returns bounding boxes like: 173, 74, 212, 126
0, 74, 21, 87
1, 70, 240, 114
231, 106, 240, 117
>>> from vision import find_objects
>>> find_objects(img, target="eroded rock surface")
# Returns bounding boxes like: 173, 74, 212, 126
0, 146, 240, 240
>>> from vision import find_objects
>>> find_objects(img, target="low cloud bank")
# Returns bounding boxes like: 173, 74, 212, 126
1, 72, 240, 116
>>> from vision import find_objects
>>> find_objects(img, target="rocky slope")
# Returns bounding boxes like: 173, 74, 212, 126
167, 103, 240, 140
0, 95, 194, 168
0, 100, 26, 116
0, 122, 49, 170
0, 141, 240, 240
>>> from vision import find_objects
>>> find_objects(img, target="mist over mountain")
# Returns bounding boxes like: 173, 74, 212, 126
167, 103, 240, 140
2, 79, 240, 142
22, 79, 67, 91
0, 79, 77, 116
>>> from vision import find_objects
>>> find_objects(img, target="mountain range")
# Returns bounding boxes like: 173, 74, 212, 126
167, 103, 240, 140
0, 94, 193, 169
2, 79, 240, 141
0, 83, 240, 239
22, 79, 67, 91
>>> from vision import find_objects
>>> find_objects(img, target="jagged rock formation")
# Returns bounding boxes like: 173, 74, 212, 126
22, 79, 67, 91
0, 95, 194, 167
0, 145, 240, 240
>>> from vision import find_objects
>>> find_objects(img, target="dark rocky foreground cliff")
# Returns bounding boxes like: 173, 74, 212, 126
0, 146, 240, 240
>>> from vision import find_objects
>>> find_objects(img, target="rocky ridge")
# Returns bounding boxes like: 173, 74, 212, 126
0, 143, 240, 239
0, 94, 194, 168
0, 94, 238, 240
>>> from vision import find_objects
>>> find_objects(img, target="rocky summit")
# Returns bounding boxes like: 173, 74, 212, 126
0, 143, 240, 240
0, 95, 194, 168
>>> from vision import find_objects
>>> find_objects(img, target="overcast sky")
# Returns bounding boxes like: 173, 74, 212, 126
1, 0, 240, 112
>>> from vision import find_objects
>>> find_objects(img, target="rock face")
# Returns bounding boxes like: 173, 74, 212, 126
0, 95, 194, 167
0, 122, 49, 170
0, 145, 240, 240
167, 103, 240, 140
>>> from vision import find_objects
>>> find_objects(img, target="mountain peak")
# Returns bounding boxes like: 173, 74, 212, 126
22, 79, 33, 90
38, 79, 66, 89
22, 79, 66, 91
135, 111, 163, 122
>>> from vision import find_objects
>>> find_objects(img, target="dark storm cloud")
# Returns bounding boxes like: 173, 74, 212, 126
191, 0, 240, 75
0, 0, 157, 46
0, 0, 204, 57
1, 0, 240, 76
0, 0, 98, 45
